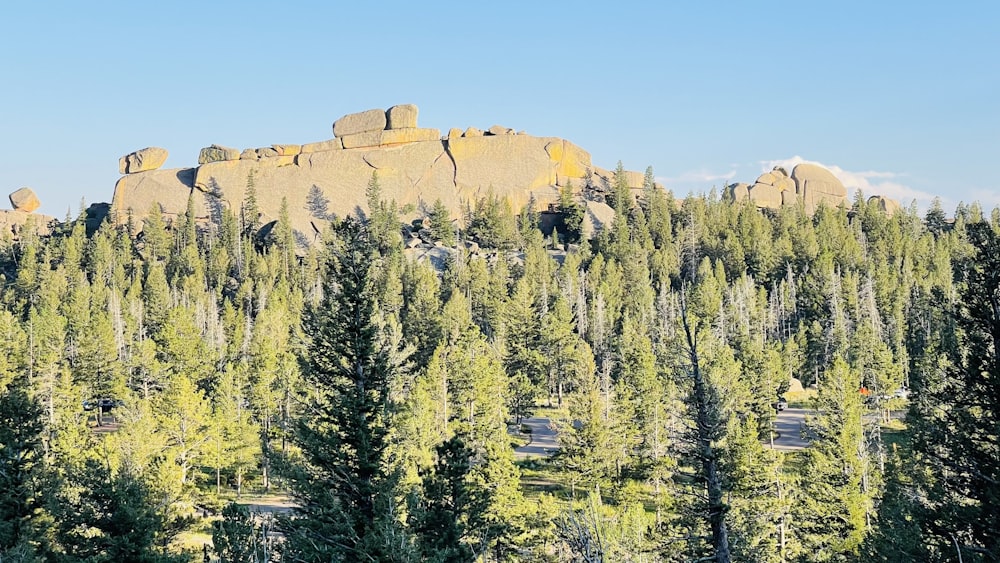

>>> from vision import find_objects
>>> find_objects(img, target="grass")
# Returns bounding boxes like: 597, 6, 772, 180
785, 387, 817, 409
531, 403, 570, 421
517, 457, 571, 500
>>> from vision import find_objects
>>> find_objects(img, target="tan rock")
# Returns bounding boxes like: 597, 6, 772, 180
114, 130, 640, 245
333, 108, 387, 137
386, 104, 418, 129
464, 127, 483, 137
748, 183, 782, 209
240, 149, 260, 160
727, 182, 750, 202
545, 140, 591, 181
782, 189, 797, 206
256, 147, 279, 159
488, 125, 512, 136
198, 144, 240, 164
775, 177, 796, 192
0, 209, 54, 237
340, 128, 441, 149
447, 128, 463, 140
868, 195, 900, 214
119, 147, 169, 174
301, 139, 343, 153
755, 172, 778, 186
272, 144, 301, 156
772, 166, 789, 178
591, 166, 644, 191
112, 168, 202, 225
792, 163, 847, 213
581, 200, 615, 239
447, 135, 572, 209
9, 188, 41, 213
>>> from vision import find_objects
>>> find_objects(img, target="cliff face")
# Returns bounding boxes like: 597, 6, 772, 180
112, 104, 647, 243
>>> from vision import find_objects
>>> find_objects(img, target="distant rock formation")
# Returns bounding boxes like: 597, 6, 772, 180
1, 188, 54, 237
112, 104, 655, 242
868, 195, 901, 215
725, 163, 895, 214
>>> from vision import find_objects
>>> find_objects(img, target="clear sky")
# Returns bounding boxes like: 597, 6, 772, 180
2, 1, 997, 217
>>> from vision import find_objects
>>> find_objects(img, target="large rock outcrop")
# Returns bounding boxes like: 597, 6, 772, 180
727, 163, 849, 213
0, 210, 54, 237
792, 163, 848, 214
111, 104, 653, 242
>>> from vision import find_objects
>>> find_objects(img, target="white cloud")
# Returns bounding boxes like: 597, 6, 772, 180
763, 155, 939, 209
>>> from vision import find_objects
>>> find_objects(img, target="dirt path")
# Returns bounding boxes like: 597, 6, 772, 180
514, 417, 560, 459
770, 408, 810, 451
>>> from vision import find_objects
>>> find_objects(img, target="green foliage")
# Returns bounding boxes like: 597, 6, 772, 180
558, 182, 584, 244
0, 175, 988, 561
52, 461, 192, 563
411, 436, 475, 563
0, 387, 46, 555
212, 503, 269, 563
429, 198, 456, 246
466, 190, 519, 250
282, 217, 412, 562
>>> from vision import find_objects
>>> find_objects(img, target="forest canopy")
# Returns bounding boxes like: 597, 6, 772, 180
0, 178, 997, 562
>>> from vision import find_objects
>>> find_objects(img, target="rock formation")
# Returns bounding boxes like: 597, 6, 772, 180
9, 188, 41, 213
1, 188, 53, 237
119, 147, 169, 174
112, 104, 655, 243
0, 209, 54, 237
868, 195, 900, 215
727, 163, 850, 213
792, 163, 848, 214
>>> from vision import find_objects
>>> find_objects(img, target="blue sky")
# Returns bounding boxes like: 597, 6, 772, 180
2, 1, 997, 217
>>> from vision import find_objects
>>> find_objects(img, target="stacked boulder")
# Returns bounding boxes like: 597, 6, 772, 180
1, 187, 54, 237
728, 163, 848, 214
119, 147, 169, 174
331, 104, 440, 149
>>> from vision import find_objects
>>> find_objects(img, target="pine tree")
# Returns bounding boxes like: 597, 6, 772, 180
0, 387, 47, 557
429, 198, 456, 247
904, 219, 1000, 559
794, 357, 869, 560
558, 182, 584, 244
411, 436, 475, 563
213, 503, 270, 563
282, 217, 412, 562
52, 459, 188, 563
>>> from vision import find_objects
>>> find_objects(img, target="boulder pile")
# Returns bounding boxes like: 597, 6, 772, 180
727, 163, 898, 214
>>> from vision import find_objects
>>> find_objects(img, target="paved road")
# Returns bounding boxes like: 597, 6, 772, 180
770, 407, 810, 451
514, 417, 560, 459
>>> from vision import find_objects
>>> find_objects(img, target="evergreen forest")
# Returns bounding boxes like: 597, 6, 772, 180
1, 168, 998, 562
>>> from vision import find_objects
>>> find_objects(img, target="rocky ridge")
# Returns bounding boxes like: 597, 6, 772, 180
111, 104, 654, 243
